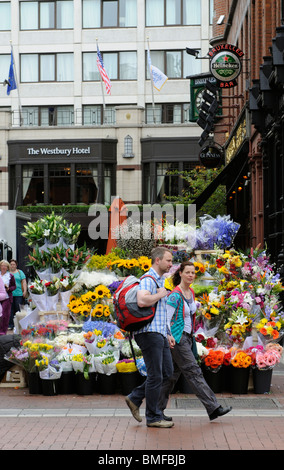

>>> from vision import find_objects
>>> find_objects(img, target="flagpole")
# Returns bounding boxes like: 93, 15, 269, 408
10, 41, 22, 126
147, 38, 156, 124
96, 38, 106, 124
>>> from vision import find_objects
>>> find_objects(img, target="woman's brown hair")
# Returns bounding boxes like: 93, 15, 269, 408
171, 261, 195, 287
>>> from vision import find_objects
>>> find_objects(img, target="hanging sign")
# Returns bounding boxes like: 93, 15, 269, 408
199, 143, 224, 168
209, 44, 244, 88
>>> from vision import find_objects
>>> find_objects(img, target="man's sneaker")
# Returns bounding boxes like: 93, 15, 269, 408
125, 396, 142, 422
147, 420, 174, 428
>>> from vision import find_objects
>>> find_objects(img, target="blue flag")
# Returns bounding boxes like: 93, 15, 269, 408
7, 51, 17, 95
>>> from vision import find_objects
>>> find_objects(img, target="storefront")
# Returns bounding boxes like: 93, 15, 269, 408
8, 139, 117, 209
141, 137, 200, 204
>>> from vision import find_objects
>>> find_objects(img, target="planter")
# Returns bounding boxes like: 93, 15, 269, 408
75, 372, 96, 395
97, 373, 117, 395
178, 374, 194, 394
252, 368, 273, 394
58, 371, 76, 394
41, 379, 60, 396
202, 365, 222, 393
221, 365, 232, 392
28, 372, 42, 395
118, 371, 141, 395
230, 366, 250, 394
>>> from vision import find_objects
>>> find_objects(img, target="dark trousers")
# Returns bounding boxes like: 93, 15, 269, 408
159, 332, 220, 416
128, 332, 173, 424
9, 296, 24, 329
0, 299, 12, 335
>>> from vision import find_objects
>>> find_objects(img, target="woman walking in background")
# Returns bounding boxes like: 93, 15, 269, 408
0, 260, 16, 335
159, 261, 232, 421
9, 259, 27, 330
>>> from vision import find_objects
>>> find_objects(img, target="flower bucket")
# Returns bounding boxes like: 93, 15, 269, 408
202, 365, 222, 393
252, 368, 273, 394
221, 365, 232, 392
41, 379, 60, 396
58, 371, 76, 394
230, 366, 250, 394
75, 371, 96, 395
28, 372, 42, 395
97, 373, 117, 395
118, 371, 141, 395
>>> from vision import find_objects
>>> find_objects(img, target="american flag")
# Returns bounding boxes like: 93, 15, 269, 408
96, 45, 111, 95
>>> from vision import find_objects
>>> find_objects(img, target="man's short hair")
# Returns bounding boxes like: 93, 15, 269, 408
151, 246, 172, 264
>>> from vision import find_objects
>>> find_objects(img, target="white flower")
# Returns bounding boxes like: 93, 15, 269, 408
73, 270, 118, 292
235, 312, 249, 325
43, 229, 50, 237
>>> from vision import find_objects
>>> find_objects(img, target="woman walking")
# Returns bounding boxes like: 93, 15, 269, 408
0, 260, 16, 335
159, 261, 232, 421
9, 259, 27, 329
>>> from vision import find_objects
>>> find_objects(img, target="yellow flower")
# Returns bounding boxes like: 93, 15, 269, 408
210, 307, 219, 315
164, 277, 174, 291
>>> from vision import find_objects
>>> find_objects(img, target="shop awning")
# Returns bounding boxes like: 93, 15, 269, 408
192, 147, 248, 212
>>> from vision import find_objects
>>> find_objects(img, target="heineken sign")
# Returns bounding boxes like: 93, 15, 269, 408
209, 44, 244, 88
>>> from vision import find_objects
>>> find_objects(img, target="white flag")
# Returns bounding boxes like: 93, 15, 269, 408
147, 47, 168, 91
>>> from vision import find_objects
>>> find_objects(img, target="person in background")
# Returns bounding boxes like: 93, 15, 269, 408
0, 260, 16, 335
9, 259, 27, 330
159, 261, 232, 421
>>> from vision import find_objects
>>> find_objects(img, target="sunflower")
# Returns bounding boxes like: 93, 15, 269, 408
103, 306, 111, 317
95, 285, 111, 298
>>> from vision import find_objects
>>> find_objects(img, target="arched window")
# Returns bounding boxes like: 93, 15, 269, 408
123, 135, 134, 157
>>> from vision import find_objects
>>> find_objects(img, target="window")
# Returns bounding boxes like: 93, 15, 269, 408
20, 0, 73, 30
146, 0, 201, 26
21, 53, 74, 82
49, 165, 71, 204
82, 0, 136, 28
123, 135, 134, 157
22, 165, 44, 205
20, 106, 74, 126
0, 2, 11, 30
83, 51, 137, 81
146, 103, 185, 124
76, 165, 98, 204
157, 162, 180, 203
146, 49, 201, 79
83, 105, 116, 125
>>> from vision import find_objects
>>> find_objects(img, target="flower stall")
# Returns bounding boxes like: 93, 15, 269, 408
4, 213, 284, 396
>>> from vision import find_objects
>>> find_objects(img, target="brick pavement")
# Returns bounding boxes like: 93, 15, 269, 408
0, 370, 284, 452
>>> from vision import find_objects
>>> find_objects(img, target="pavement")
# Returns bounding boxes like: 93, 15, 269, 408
0, 364, 284, 454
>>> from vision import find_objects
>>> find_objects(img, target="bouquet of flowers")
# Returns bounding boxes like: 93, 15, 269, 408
187, 215, 240, 250
255, 316, 284, 343
72, 353, 94, 379
5, 341, 56, 372
253, 343, 283, 370
61, 221, 81, 245
202, 348, 225, 372
29, 278, 45, 295
67, 285, 114, 322
116, 358, 137, 373
108, 256, 152, 278
224, 308, 255, 344
230, 349, 252, 368
45, 278, 61, 296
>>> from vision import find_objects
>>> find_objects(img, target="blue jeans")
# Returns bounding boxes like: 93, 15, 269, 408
128, 332, 173, 424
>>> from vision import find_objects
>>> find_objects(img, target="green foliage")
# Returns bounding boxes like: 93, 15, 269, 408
164, 167, 226, 218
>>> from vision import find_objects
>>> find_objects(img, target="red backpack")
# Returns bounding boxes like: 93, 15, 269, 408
113, 274, 159, 332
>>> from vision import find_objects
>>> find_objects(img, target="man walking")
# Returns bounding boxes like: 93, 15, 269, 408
125, 246, 175, 428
